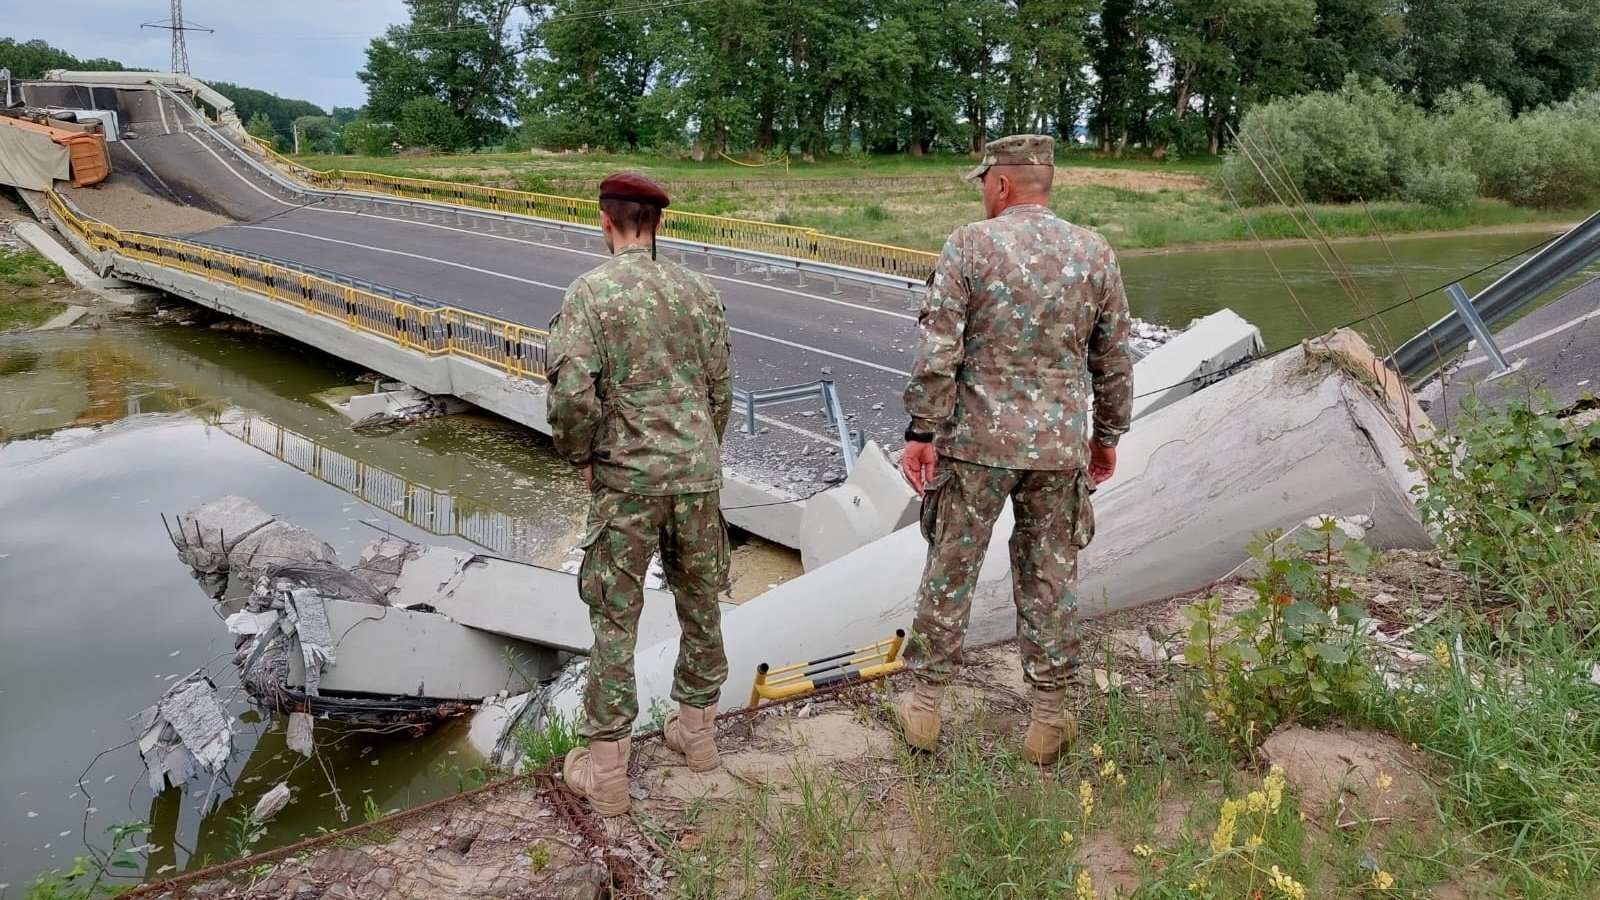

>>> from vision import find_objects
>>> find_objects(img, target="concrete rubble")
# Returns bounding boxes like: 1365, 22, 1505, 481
131, 671, 233, 806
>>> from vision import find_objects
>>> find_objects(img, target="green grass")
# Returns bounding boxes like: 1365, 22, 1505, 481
0, 245, 63, 287
0, 246, 70, 332
512, 708, 581, 770
288, 148, 1576, 253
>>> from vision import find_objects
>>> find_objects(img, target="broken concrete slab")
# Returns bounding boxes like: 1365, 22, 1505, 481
228, 522, 340, 577
132, 671, 232, 798
531, 331, 1433, 730
361, 541, 684, 655
1131, 309, 1265, 420
284, 597, 559, 699
795, 441, 917, 571
172, 495, 276, 573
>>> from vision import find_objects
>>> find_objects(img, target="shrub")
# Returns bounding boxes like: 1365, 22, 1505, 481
1410, 393, 1600, 629
1403, 162, 1477, 209
1182, 520, 1380, 751
1224, 81, 1600, 209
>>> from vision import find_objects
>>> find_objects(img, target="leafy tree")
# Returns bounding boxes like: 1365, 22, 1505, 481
338, 117, 399, 155
1401, 0, 1600, 112
209, 81, 327, 146
0, 38, 130, 80
291, 115, 339, 154
244, 112, 280, 150
520, 0, 666, 151
1090, 0, 1156, 155
359, 0, 521, 149
399, 95, 475, 151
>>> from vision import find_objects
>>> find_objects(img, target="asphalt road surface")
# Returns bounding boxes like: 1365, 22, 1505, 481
65, 93, 931, 491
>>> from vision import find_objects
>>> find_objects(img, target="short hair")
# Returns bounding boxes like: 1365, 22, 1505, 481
599, 198, 662, 235
993, 164, 1054, 195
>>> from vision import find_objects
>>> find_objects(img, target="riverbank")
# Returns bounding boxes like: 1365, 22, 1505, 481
289, 150, 1582, 254
0, 229, 78, 333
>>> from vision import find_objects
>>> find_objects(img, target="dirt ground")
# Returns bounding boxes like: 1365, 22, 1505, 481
62, 177, 233, 236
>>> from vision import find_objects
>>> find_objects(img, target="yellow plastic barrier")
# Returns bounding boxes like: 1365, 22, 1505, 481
46, 190, 549, 381
748, 630, 906, 706
248, 148, 940, 281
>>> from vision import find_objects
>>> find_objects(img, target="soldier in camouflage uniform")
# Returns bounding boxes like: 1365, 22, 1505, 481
895, 135, 1134, 765
548, 173, 734, 816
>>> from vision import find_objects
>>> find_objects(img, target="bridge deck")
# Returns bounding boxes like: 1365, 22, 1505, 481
50, 85, 927, 495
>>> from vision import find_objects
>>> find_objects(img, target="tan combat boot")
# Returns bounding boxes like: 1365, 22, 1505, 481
892, 680, 945, 751
562, 738, 632, 816
1022, 686, 1077, 765
664, 702, 721, 772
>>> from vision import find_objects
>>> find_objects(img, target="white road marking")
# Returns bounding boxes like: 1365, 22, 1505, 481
175, 129, 914, 322
231, 225, 568, 290
730, 327, 911, 376
118, 142, 176, 198
1458, 305, 1600, 368
232, 223, 914, 378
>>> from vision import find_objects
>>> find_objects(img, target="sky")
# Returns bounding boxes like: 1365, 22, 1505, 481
9, 0, 413, 110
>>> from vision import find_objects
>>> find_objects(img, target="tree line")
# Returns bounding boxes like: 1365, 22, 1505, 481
354, 0, 1600, 156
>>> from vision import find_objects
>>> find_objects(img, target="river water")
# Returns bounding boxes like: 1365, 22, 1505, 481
0, 227, 1591, 886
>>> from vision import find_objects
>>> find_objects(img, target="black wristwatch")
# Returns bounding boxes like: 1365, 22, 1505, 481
904, 426, 935, 443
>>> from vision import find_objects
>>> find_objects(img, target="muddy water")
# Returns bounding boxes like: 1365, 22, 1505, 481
1121, 227, 1592, 351
1, 227, 1592, 885
0, 323, 591, 886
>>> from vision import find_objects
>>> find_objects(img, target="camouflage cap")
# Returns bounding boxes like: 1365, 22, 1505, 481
964, 134, 1056, 183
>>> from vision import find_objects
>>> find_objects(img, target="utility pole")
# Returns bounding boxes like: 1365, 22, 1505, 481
142, 0, 214, 75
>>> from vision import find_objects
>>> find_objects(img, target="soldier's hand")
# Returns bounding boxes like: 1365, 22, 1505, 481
578, 465, 594, 490
1089, 443, 1117, 485
901, 440, 937, 495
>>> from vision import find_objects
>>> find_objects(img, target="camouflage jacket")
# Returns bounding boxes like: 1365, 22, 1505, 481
547, 246, 733, 496
905, 204, 1133, 471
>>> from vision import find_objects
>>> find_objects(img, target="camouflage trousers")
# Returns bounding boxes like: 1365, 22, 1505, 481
578, 485, 730, 741
905, 456, 1096, 691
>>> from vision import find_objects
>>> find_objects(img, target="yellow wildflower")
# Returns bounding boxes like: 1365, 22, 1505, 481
1090, 742, 1104, 760
1078, 780, 1095, 818
1132, 843, 1153, 859
1210, 798, 1241, 854
1373, 870, 1396, 890
1099, 759, 1118, 779
1116, 773, 1128, 787
1060, 830, 1074, 849
1246, 789, 1269, 813
1268, 865, 1307, 900
1432, 642, 1451, 666
1245, 834, 1265, 850
1263, 765, 1286, 813
1074, 868, 1097, 900
1375, 771, 1393, 793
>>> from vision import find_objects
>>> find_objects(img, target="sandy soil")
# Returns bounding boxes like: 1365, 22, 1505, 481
62, 177, 233, 236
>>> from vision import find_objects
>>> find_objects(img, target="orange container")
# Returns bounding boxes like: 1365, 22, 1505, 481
0, 116, 111, 187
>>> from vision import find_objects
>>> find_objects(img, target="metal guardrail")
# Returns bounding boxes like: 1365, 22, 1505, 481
46, 189, 550, 380
733, 379, 863, 473
1389, 207, 1600, 382
246, 138, 940, 283
221, 413, 538, 560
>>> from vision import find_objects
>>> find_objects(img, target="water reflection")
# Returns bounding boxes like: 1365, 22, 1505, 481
0, 325, 582, 884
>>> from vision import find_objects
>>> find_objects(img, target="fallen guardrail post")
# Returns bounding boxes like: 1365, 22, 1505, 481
733, 379, 862, 474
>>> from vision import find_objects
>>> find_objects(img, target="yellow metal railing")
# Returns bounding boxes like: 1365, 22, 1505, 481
46, 190, 548, 381
248, 140, 940, 281
748, 630, 906, 706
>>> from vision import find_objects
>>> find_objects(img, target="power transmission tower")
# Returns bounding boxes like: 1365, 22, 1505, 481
141, 0, 213, 75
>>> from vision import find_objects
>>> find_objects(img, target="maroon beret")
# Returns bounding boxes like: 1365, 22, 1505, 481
598, 172, 670, 208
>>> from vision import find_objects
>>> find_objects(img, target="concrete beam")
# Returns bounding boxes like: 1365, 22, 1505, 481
365, 543, 685, 655
284, 597, 558, 699
1132, 309, 1265, 420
